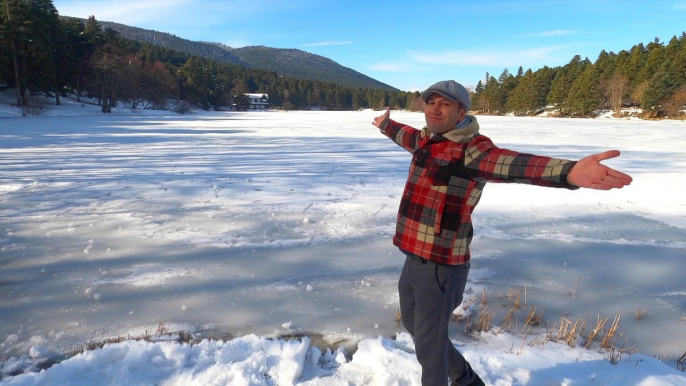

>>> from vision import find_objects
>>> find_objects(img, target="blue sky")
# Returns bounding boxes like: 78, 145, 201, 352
53, 0, 686, 92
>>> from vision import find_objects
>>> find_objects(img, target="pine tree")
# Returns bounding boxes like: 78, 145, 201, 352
636, 39, 666, 83
472, 80, 485, 113
507, 69, 545, 116
547, 55, 588, 115
498, 68, 517, 111
566, 66, 602, 116
642, 63, 677, 116
483, 75, 502, 113
623, 43, 647, 88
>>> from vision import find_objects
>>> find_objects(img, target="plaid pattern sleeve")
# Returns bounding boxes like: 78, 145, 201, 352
464, 135, 579, 189
379, 119, 422, 153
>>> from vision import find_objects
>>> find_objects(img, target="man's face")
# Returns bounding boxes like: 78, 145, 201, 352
424, 94, 466, 134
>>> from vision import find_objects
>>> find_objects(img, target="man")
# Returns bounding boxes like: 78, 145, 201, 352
372, 80, 632, 386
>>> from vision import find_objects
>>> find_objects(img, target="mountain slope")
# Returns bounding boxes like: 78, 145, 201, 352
95, 20, 246, 67
78, 19, 395, 91
226, 45, 396, 91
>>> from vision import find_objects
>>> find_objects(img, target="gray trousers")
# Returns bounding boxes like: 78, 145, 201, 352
398, 253, 477, 386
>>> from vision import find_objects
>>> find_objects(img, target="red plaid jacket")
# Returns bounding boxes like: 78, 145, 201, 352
380, 116, 577, 265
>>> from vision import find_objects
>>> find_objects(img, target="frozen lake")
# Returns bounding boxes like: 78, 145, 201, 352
1, 110, 685, 365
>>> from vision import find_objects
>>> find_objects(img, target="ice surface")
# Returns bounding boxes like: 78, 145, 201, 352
1, 102, 685, 384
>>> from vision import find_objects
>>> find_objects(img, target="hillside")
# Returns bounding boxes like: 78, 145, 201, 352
94, 20, 246, 67
226, 45, 396, 91
85, 19, 396, 91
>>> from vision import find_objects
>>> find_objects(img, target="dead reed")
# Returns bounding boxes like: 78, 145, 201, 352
549, 317, 584, 348
568, 277, 582, 298
521, 307, 544, 335
608, 347, 623, 365
68, 323, 200, 358
635, 308, 647, 320
471, 307, 495, 333
506, 288, 522, 309
601, 315, 622, 349
480, 289, 489, 307
497, 305, 517, 334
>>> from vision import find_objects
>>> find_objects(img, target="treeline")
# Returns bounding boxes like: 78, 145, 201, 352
472, 34, 686, 118
0, 0, 417, 113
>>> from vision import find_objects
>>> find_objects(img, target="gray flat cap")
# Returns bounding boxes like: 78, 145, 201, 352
421, 80, 471, 111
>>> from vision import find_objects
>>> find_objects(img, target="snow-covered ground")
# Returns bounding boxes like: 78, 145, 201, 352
1, 97, 685, 385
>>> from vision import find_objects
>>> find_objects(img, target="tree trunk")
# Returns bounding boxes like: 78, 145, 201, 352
6, 2, 23, 106
20, 58, 28, 106
101, 64, 108, 113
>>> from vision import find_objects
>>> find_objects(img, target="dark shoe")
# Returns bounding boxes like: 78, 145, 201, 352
452, 372, 485, 386
469, 373, 486, 386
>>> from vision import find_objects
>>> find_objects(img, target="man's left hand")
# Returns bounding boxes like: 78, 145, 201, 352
372, 107, 390, 128
567, 150, 632, 190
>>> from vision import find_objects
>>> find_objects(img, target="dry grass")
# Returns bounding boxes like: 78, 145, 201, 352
455, 284, 641, 367
601, 315, 622, 349
584, 314, 607, 349
608, 347, 623, 365
69, 323, 200, 358
521, 307, 544, 335
395, 308, 402, 327
568, 277, 582, 298
635, 308, 647, 320
548, 317, 584, 348
506, 288, 522, 309
497, 305, 517, 334
471, 307, 495, 333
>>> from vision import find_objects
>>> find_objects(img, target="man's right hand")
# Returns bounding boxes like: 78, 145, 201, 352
372, 107, 390, 128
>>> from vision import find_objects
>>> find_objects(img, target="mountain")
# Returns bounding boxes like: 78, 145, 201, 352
218, 45, 396, 91
87, 19, 396, 91
94, 20, 246, 67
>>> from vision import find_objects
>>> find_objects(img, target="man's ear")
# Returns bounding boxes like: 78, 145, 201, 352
458, 105, 467, 121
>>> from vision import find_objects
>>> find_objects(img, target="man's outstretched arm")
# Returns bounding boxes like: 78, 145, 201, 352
372, 107, 421, 153
464, 137, 631, 191
372, 107, 391, 129
567, 150, 632, 190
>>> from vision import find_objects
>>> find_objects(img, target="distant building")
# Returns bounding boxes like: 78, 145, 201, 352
246, 93, 269, 110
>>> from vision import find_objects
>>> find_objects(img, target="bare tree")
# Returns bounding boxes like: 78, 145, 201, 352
666, 86, 686, 119
144, 61, 176, 109
604, 74, 628, 117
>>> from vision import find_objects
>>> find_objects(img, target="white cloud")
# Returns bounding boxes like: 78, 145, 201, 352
518, 30, 580, 38
408, 46, 566, 67
301, 40, 352, 47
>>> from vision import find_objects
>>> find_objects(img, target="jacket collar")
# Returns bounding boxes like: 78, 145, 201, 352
421, 115, 480, 143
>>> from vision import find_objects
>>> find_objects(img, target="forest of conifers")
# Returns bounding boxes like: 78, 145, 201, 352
1, 0, 685, 117
0, 1, 415, 113
471, 35, 686, 118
